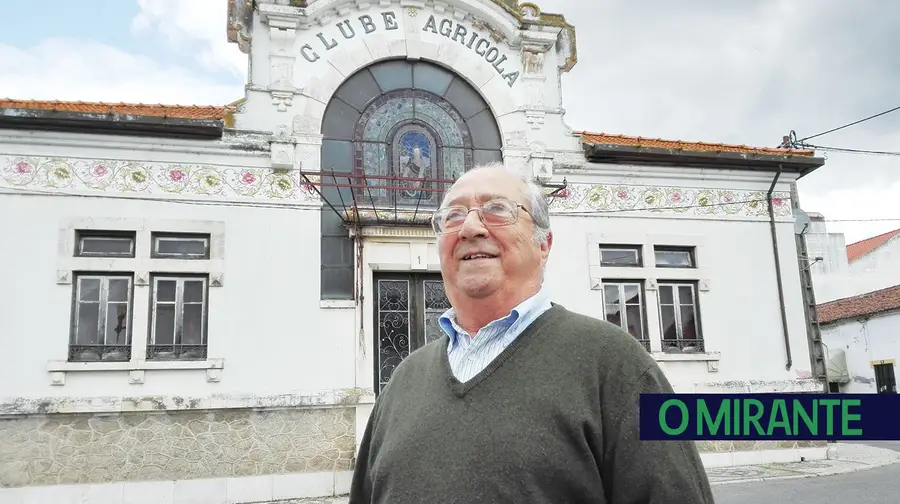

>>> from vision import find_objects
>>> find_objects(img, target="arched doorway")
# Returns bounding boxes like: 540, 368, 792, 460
319, 59, 503, 300
318, 59, 503, 393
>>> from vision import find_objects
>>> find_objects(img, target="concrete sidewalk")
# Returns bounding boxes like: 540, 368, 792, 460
260, 444, 900, 503
708, 443, 900, 486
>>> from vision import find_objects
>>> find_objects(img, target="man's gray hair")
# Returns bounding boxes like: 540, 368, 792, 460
440, 161, 552, 244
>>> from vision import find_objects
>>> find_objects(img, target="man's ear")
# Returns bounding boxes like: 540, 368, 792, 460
541, 231, 553, 260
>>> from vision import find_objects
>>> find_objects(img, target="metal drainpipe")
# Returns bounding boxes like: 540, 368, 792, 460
767, 165, 792, 371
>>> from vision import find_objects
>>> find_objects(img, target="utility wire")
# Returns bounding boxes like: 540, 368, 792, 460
0, 185, 791, 215
802, 143, 900, 157
5, 186, 900, 224
798, 104, 900, 142
816, 217, 900, 223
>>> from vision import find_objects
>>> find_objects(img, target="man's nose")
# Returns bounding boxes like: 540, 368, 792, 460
458, 209, 488, 239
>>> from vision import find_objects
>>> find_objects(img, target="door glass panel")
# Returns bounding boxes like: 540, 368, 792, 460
375, 274, 449, 394
423, 280, 450, 344
377, 279, 411, 392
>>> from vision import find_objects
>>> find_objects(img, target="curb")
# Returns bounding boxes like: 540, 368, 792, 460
710, 456, 900, 486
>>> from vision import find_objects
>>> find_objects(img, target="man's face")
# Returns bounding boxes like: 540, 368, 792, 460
436, 169, 552, 304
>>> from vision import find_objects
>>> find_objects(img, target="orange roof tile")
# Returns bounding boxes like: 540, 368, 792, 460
817, 284, 900, 325
0, 99, 232, 120
577, 131, 816, 157
846, 228, 900, 263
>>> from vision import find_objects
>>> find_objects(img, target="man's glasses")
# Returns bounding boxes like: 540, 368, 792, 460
431, 197, 532, 234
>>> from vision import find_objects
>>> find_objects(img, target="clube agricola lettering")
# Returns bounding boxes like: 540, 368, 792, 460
299, 11, 520, 88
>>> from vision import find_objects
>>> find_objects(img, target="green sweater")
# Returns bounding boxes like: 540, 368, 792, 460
350, 304, 715, 503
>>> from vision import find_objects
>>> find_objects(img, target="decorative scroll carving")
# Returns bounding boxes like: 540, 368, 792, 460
265, 9, 303, 112
523, 49, 544, 74
226, 0, 254, 54
520, 3, 540, 20
270, 124, 295, 170
526, 110, 546, 130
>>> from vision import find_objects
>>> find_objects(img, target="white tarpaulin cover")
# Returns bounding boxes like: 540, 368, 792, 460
826, 348, 850, 384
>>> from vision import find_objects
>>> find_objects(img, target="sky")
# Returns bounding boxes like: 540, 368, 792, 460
1, 0, 899, 244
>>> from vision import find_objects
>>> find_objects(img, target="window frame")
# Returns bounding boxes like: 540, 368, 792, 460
599, 245, 643, 267
657, 281, 703, 351
147, 273, 210, 361
151, 232, 211, 260
653, 246, 696, 269
69, 272, 134, 362
600, 280, 649, 350
74, 230, 136, 258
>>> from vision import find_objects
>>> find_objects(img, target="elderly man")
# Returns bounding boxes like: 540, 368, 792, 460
350, 163, 714, 503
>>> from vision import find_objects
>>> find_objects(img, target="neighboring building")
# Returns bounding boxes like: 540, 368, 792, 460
818, 285, 900, 394
806, 215, 900, 302
0, 0, 827, 502
806, 220, 900, 394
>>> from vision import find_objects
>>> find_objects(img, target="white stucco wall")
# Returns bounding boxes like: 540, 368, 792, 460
809, 227, 900, 302
0, 131, 364, 405
804, 220, 848, 277
546, 215, 810, 391
821, 311, 900, 393
0, 177, 357, 402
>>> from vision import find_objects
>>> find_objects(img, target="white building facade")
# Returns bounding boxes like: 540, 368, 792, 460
804, 218, 900, 394
818, 289, 900, 395
805, 214, 900, 302
0, 0, 828, 502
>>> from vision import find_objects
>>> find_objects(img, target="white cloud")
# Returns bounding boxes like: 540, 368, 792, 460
799, 169, 900, 244
131, 0, 248, 78
536, 0, 900, 244
0, 38, 243, 105
1, 0, 898, 244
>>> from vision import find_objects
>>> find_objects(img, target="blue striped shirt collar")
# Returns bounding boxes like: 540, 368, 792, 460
438, 287, 551, 350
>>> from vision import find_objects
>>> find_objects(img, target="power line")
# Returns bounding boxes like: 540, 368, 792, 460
802, 143, 900, 157
798, 104, 900, 142
2, 185, 782, 215
5, 186, 900, 224
816, 217, 900, 223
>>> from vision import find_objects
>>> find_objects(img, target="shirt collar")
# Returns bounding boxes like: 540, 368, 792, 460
438, 287, 550, 348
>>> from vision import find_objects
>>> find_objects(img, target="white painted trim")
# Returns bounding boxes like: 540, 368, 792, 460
0, 132, 271, 163
653, 352, 721, 362
3, 186, 323, 209
0, 389, 375, 416
551, 212, 795, 224
700, 447, 828, 469
555, 164, 803, 186
352, 226, 438, 240
0, 469, 353, 504
46, 358, 224, 372
320, 299, 357, 309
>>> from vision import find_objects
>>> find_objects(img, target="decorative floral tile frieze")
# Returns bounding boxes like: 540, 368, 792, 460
544, 183, 793, 218
1, 155, 320, 203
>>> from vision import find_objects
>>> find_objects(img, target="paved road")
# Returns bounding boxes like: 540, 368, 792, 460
714, 442, 900, 504
857, 441, 900, 453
